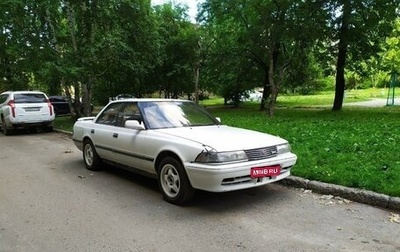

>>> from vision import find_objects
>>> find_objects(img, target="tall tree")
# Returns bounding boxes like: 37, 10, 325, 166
152, 3, 199, 99
329, 0, 399, 110
200, 0, 326, 114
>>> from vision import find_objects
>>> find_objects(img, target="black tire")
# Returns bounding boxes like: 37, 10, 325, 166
44, 126, 53, 132
83, 140, 103, 171
157, 157, 195, 205
1, 118, 11, 136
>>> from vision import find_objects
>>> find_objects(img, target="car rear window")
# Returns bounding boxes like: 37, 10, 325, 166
14, 93, 47, 103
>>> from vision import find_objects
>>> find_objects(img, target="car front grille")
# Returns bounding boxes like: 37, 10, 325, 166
244, 146, 278, 161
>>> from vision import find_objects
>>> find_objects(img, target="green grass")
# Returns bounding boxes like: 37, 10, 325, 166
208, 105, 400, 197
277, 88, 388, 107
54, 116, 76, 131
55, 89, 400, 197
199, 88, 389, 107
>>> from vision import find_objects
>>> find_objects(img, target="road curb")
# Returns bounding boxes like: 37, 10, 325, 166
54, 129, 73, 136
280, 176, 400, 211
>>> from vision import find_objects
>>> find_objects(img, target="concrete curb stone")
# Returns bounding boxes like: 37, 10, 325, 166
54, 129, 400, 211
54, 129, 73, 136
280, 176, 400, 211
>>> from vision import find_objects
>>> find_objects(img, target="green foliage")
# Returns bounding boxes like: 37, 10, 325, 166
200, 0, 330, 112
381, 18, 400, 72
151, 3, 199, 98
0, 0, 399, 114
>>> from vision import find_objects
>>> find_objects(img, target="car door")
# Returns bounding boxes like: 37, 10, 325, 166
108, 102, 154, 174
90, 102, 124, 162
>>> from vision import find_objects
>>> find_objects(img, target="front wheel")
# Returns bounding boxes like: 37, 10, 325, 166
158, 157, 195, 205
83, 140, 103, 171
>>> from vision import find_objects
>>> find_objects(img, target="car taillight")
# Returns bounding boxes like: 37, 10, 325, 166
46, 99, 53, 116
7, 100, 16, 117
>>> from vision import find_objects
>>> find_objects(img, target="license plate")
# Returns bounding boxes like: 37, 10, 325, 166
250, 165, 281, 178
24, 107, 40, 112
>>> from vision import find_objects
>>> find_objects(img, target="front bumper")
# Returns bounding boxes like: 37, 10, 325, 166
185, 152, 297, 192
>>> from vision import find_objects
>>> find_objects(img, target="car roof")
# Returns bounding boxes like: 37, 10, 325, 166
108, 98, 192, 104
1, 90, 46, 95
48, 95, 67, 98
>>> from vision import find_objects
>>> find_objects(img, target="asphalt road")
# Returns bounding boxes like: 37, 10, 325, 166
1, 131, 399, 252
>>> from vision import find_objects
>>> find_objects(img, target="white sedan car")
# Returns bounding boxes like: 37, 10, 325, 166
73, 99, 297, 205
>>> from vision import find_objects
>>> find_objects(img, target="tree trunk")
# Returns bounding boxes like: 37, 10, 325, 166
267, 51, 276, 116
81, 76, 90, 116
260, 43, 280, 111
260, 70, 270, 111
194, 64, 200, 104
65, 0, 81, 119
333, 0, 350, 111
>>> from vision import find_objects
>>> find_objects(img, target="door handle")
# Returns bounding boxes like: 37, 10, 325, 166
113, 133, 118, 138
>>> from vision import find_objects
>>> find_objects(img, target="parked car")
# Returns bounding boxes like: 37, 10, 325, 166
109, 94, 135, 103
49, 95, 94, 115
72, 99, 297, 205
48, 96, 71, 115
242, 89, 263, 102
0, 91, 55, 135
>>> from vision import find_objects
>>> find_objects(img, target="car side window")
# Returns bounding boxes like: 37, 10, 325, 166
96, 103, 123, 126
116, 102, 141, 127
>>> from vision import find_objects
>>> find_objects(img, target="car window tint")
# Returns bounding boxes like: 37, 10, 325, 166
14, 93, 47, 103
140, 101, 218, 129
96, 103, 123, 126
52, 97, 66, 102
116, 102, 141, 127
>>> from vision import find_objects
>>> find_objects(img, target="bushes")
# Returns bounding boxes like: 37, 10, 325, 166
288, 72, 392, 95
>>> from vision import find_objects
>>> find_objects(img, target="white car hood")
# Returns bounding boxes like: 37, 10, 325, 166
156, 125, 287, 151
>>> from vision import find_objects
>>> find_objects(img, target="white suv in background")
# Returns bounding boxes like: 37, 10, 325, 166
0, 91, 55, 135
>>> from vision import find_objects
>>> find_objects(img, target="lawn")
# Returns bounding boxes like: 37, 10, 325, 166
199, 88, 389, 107
55, 89, 400, 197
208, 105, 400, 197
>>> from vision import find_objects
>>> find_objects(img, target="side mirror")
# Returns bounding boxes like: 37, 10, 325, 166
125, 120, 144, 130
215, 117, 221, 123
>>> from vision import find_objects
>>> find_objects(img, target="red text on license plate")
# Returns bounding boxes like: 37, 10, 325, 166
250, 165, 281, 178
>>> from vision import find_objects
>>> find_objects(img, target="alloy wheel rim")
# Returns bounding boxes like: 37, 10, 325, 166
84, 144, 93, 166
161, 164, 180, 198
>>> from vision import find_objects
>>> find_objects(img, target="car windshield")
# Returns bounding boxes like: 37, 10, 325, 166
14, 93, 47, 103
139, 101, 219, 129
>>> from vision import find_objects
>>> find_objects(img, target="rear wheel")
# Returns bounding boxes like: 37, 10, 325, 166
1, 118, 11, 136
158, 157, 195, 205
83, 140, 102, 171
44, 126, 53, 132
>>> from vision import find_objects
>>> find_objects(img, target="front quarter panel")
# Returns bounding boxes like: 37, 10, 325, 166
144, 130, 206, 170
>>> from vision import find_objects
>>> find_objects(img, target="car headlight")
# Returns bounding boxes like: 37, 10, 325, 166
277, 143, 291, 155
195, 150, 248, 163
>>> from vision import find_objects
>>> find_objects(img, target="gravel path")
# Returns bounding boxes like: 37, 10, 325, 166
345, 98, 400, 107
